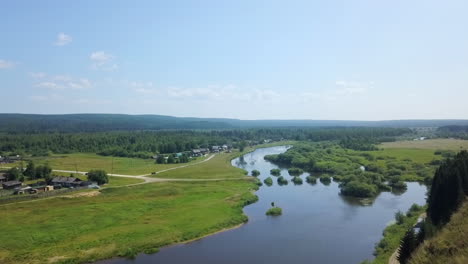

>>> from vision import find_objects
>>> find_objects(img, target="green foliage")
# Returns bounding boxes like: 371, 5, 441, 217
251, 170, 260, 177
87, 169, 109, 185
5, 167, 22, 181
156, 155, 166, 164
340, 181, 377, 198
427, 150, 468, 226
306, 175, 317, 184
292, 176, 303, 185
270, 168, 281, 176
277, 176, 288, 185
398, 229, 419, 264
320, 175, 332, 184
263, 177, 273, 186
288, 167, 303, 176
395, 211, 407, 225
265, 207, 282, 216
371, 205, 426, 264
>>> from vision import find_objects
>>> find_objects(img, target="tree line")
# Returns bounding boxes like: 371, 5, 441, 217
0, 127, 410, 158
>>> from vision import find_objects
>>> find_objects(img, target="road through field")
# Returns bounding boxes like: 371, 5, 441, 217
51, 154, 248, 187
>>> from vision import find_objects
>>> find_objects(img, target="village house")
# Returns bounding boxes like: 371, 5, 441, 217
2, 180, 22, 190
0, 173, 7, 183
51, 176, 83, 188
211, 146, 220, 152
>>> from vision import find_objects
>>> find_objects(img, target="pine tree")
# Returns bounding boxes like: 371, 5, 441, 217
398, 229, 416, 264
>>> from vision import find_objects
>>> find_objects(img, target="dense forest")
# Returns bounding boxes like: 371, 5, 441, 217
0, 127, 410, 158
1, 114, 468, 133
437, 125, 468, 140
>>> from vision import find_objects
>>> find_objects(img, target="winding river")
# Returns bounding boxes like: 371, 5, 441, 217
101, 146, 427, 264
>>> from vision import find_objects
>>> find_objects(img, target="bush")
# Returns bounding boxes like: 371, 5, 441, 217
340, 181, 377, 198
288, 167, 303, 176
270, 169, 281, 176
263, 177, 273, 186
87, 169, 109, 185
277, 176, 288, 185
320, 175, 332, 184
292, 176, 303, 185
306, 175, 317, 184
251, 170, 260, 177
395, 211, 406, 225
266, 207, 282, 216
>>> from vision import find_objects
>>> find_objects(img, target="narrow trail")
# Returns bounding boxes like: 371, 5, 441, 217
51, 154, 221, 187
0, 153, 250, 205
3, 154, 247, 190
388, 213, 427, 264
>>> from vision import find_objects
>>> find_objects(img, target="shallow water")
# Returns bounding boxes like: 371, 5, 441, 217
100, 146, 427, 264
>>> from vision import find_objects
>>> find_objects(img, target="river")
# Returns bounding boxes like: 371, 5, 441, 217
100, 145, 427, 264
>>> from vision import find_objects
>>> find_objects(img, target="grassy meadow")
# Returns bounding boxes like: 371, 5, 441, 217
30, 153, 207, 175
380, 138, 468, 151
0, 180, 257, 264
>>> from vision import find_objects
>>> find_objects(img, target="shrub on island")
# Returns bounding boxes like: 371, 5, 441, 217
306, 175, 317, 184
264, 177, 273, 186
277, 176, 288, 185
288, 167, 303, 176
320, 175, 332, 184
292, 176, 303, 185
270, 169, 281, 176
266, 207, 282, 216
251, 170, 260, 177
340, 181, 378, 198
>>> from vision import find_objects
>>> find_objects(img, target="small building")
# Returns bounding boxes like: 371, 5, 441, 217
199, 148, 210, 155
0, 173, 7, 183
2, 180, 22, 190
51, 176, 82, 188
222, 144, 228, 151
191, 149, 202, 157
211, 146, 220, 152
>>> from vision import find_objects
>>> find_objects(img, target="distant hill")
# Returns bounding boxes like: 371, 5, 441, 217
0, 113, 468, 133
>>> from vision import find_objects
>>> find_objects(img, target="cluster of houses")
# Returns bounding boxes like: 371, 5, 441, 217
0, 155, 21, 164
0, 174, 99, 195
191, 144, 230, 157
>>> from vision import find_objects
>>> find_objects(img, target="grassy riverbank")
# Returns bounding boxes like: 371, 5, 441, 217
0, 142, 292, 264
0, 180, 258, 264
369, 205, 426, 264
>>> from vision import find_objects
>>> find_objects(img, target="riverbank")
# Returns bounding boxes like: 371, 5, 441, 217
0, 144, 292, 264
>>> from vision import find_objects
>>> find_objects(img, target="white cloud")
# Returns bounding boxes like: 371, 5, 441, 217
0, 59, 15, 69
90, 51, 117, 70
29, 72, 47, 78
165, 85, 279, 102
334, 80, 373, 95
34, 74, 93, 90
54, 33, 72, 46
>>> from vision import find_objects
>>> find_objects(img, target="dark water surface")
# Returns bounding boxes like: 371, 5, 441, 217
100, 146, 427, 264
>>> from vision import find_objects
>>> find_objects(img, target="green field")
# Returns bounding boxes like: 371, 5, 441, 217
155, 152, 247, 179
0, 144, 289, 264
0, 180, 257, 264
30, 153, 206, 175
380, 138, 468, 151
370, 148, 440, 164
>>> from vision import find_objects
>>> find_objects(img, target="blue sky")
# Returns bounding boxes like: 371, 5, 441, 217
1, 0, 467, 120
